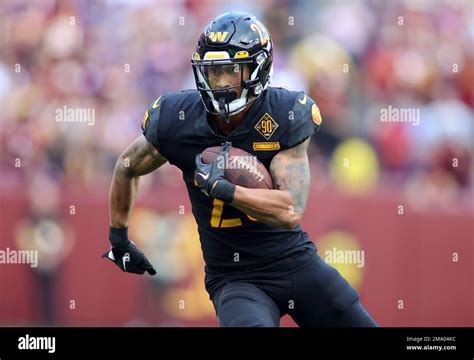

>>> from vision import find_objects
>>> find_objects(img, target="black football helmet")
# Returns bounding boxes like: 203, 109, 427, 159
191, 12, 273, 123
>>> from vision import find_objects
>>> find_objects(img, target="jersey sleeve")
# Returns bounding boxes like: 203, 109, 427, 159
283, 92, 322, 148
141, 95, 164, 152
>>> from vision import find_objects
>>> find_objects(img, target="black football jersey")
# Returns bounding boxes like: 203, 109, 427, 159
142, 87, 322, 296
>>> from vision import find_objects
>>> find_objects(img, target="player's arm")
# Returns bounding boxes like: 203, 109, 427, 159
195, 93, 319, 229
109, 134, 167, 227
103, 134, 167, 275
230, 138, 311, 229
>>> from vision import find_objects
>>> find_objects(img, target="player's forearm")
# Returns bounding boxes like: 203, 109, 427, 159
109, 161, 140, 228
231, 186, 301, 229
108, 136, 167, 228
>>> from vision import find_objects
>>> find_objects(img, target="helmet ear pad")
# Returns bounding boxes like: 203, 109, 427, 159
242, 51, 273, 97
258, 53, 273, 88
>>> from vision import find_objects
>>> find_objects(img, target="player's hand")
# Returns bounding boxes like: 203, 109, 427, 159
195, 141, 231, 197
102, 227, 156, 275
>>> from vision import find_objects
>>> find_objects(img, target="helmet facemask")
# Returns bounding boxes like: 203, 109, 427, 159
192, 51, 272, 123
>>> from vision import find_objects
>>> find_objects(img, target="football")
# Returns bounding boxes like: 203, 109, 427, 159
201, 146, 274, 189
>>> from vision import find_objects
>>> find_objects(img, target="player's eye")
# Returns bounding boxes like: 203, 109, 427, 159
207, 65, 240, 77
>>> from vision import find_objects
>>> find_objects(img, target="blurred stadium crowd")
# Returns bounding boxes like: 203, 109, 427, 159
0, 0, 473, 202
0, 0, 473, 327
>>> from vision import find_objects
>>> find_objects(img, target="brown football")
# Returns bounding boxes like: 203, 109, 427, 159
201, 146, 274, 189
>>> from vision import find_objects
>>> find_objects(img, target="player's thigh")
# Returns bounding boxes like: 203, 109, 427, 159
212, 282, 281, 327
290, 255, 372, 327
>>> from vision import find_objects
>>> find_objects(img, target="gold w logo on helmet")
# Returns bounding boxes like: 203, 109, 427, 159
209, 31, 229, 42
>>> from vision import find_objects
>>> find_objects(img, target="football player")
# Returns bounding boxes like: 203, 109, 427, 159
103, 12, 377, 327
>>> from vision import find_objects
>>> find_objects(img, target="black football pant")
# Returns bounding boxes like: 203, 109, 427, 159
211, 254, 378, 327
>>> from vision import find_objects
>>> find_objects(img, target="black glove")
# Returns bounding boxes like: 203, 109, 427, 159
195, 141, 236, 203
102, 227, 156, 276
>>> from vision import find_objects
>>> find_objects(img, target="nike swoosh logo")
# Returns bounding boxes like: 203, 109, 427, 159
122, 253, 130, 271
152, 96, 161, 109
298, 94, 307, 105
197, 172, 210, 180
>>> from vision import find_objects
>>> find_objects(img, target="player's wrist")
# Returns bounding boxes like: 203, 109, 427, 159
210, 179, 236, 203
109, 226, 131, 248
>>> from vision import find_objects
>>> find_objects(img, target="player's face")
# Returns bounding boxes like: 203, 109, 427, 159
206, 63, 250, 97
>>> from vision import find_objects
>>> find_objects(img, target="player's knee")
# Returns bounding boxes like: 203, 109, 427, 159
337, 300, 378, 327
224, 314, 275, 327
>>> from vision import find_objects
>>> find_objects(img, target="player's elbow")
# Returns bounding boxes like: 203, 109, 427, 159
278, 213, 301, 229
275, 192, 303, 229
278, 205, 303, 229
114, 154, 136, 179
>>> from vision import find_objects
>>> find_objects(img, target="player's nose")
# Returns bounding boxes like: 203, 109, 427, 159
215, 74, 238, 89
215, 81, 232, 89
